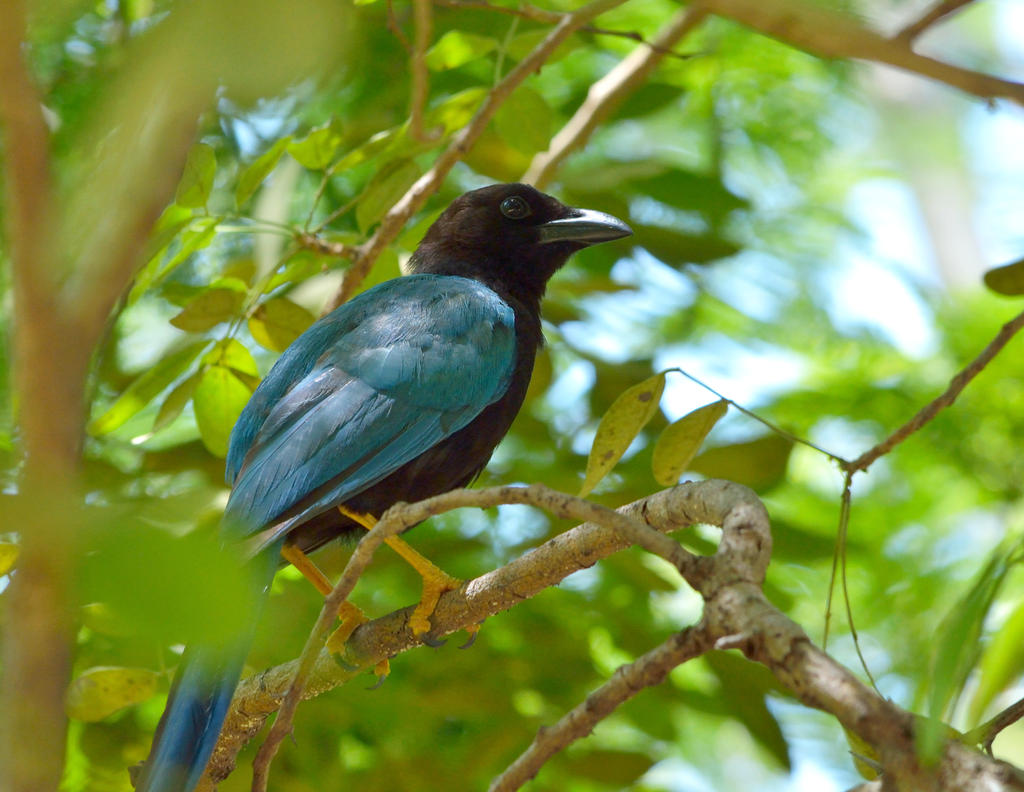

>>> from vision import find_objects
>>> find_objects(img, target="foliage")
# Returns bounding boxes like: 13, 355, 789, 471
1, 0, 1022, 790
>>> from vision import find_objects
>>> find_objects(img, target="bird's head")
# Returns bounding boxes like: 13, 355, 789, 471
408, 183, 632, 301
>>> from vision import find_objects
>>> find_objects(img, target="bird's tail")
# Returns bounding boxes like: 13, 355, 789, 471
135, 548, 279, 792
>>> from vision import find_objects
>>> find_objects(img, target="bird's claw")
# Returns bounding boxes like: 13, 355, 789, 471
459, 622, 482, 649
421, 632, 448, 648
366, 660, 390, 690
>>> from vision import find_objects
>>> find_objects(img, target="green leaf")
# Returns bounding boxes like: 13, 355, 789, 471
248, 298, 315, 352
288, 121, 345, 170
65, 666, 160, 721
561, 750, 654, 786
236, 135, 292, 208
638, 224, 741, 267
141, 203, 194, 263
152, 371, 201, 432
175, 142, 216, 209
983, 257, 1024, 296
130, 215, 219, 304
0, 542, 19, 576
169, 287, 246, 332
652, 400, 728, 486
968, 597, 1024, 726
424, 88, 487, 136
424, 31, 497, 71
266, 251, 333, 291
918, 548, 1013, 760
356, 158, 422, 232
494, 86, 552, 155
88, 340, 211, 435
193, 365, 255, 457
202, 338, 259, 377
580, 372, 665, 497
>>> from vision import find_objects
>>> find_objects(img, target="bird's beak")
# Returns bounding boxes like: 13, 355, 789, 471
537, 208, 633, 246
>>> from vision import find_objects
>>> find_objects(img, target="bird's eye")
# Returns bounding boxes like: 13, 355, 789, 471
499, 195, 532, 220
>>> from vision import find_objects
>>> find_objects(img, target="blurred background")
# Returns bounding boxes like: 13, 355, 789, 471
2, 0, 1023, 789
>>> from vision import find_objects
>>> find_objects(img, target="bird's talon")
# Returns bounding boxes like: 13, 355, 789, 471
366, 661, 390, 690
421, 633, 447, 648
459, 623, 482, 649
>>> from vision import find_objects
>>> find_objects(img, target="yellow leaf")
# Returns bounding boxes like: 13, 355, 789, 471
651, 400, 728, 486
843, 727, 880, 780
65, 666, 160, 721
0, 542, 19, 575
580, 372, 665, 497
249, 298, 315, 352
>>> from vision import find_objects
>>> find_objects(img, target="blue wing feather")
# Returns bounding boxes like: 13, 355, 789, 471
223, 274, 516, 541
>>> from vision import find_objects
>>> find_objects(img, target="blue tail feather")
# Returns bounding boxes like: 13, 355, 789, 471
136, 546, 279, 792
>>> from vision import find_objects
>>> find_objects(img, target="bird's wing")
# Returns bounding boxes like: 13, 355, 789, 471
223, 275, 516, 544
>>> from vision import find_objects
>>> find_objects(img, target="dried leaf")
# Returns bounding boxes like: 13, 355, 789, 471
652, 400, 728, 486
580, 372, 665, 497
66, 666, 160, 721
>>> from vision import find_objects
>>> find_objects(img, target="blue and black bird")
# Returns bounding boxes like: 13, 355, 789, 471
135, 183, 631, 791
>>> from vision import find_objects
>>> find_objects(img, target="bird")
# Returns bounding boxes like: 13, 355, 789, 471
134, 183, 632, 792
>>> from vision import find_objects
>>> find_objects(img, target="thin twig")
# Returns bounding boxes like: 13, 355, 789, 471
700, 0, 1024, 106
525, 6, 708, 188
323, 0, 629, 313
668, 367, 847, 465
894, 0, 977, 44
294, 232, 358, 260
845, 309, 1024, 474
387, 0, 412, 52
488, 626, 714, 792
823, 474, 851, 650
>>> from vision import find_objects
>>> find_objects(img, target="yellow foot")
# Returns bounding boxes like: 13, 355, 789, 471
338, 504, 463, 637
325, 600, 370, 653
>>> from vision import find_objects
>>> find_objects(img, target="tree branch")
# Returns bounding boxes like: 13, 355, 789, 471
409, 0, 434, 142
201, 480, 756, 785
700, 0, 1024, 106
0, 4, 78, 789
199, 477, 1022, 791
323, 0, 629, 313
895, 0, 977, 44
846, 308, 1024, 474
965, 696, 1024, 755
525, 5, 708, 189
